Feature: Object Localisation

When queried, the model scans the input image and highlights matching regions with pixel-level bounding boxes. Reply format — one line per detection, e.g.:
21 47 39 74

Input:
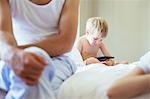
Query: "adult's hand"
7 48 48 86
0 0 48 86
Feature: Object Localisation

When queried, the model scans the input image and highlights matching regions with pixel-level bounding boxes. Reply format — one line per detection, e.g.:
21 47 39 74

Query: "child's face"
86 32 104 46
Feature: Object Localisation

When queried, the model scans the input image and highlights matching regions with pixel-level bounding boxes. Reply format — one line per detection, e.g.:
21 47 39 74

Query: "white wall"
80 0 150 62
79 0 95 36
147 1 150 51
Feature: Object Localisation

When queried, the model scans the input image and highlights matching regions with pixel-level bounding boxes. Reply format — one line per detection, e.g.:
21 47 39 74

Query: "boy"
77 17 128 65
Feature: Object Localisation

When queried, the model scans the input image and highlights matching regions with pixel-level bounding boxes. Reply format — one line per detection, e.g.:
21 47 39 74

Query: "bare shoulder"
78 35 87 43
0 0 9 3
79 35 86 40
0 0 11 20
65 0 80 3
64 0 80 7
0 0 9 9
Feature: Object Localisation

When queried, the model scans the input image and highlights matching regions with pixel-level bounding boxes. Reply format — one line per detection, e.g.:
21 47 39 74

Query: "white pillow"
65 47 85 67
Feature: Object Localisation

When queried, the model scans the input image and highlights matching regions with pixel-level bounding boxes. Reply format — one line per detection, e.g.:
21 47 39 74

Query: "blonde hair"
86 17 108 37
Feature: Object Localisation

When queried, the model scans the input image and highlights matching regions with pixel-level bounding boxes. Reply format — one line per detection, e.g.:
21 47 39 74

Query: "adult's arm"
0 0 47 85
107 67 150 99
19 0 80 57
0 0 17 59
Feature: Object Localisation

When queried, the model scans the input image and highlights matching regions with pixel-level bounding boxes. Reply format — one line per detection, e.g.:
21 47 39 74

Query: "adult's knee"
24 47 50 58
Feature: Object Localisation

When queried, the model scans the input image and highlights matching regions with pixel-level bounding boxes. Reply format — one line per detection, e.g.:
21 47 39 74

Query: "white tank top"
9 0 65 45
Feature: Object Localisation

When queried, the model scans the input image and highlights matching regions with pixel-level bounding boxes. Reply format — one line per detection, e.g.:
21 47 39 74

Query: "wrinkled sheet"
58 63 150 99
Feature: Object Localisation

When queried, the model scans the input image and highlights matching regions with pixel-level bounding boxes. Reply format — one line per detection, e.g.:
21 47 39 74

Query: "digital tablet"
96 56 114 61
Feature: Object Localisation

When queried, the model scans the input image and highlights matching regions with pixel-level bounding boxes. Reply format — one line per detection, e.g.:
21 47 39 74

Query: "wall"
79 0 150 62
147 1 150 52
79 0 95 36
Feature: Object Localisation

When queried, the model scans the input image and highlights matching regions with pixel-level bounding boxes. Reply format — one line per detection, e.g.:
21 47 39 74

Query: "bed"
57 47 150 99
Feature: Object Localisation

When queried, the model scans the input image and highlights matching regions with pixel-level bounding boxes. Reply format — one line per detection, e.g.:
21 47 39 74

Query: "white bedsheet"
58 63 150 99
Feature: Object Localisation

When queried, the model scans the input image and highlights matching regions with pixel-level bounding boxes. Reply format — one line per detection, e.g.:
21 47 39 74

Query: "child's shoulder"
79 35 86 41
78 35 88 44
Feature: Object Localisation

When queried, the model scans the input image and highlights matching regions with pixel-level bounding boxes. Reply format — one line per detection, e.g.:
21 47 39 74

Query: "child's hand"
102 59 115 66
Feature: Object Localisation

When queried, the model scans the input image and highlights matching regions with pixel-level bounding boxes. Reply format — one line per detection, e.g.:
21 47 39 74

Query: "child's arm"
99 42 112 56
99 42 115 65
107 67 150 99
